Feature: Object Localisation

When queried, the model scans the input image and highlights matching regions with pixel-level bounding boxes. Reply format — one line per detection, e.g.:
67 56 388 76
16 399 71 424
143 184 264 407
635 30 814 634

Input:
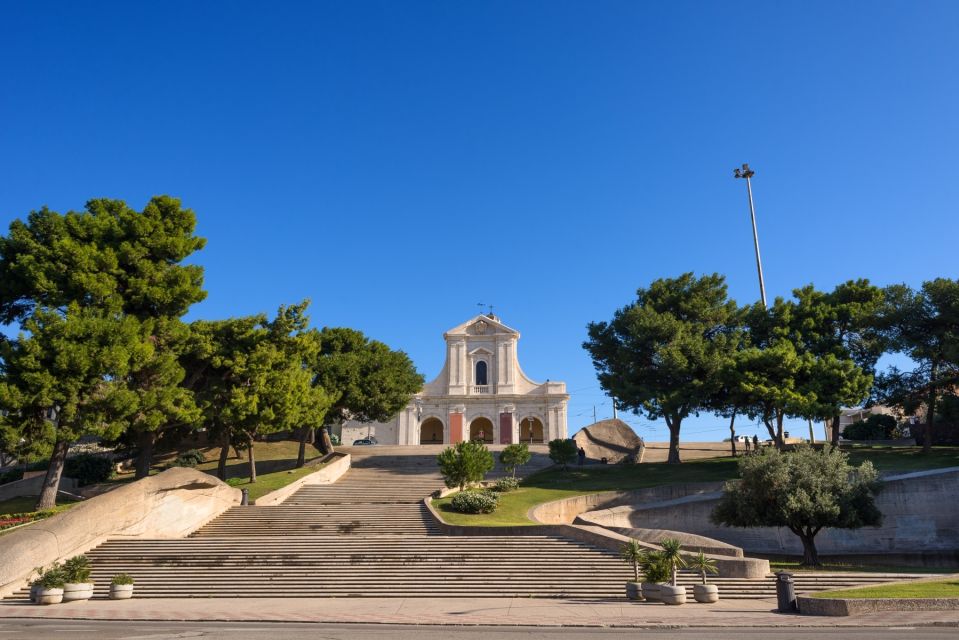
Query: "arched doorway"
420 417 444 444
520 417 544 444
469 416 494 443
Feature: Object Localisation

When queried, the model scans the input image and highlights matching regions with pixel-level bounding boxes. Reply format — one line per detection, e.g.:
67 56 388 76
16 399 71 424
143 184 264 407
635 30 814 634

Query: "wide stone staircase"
6 446 939 600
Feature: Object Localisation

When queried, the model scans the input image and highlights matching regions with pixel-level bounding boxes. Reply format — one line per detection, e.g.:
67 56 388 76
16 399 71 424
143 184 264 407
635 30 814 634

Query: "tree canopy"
711 445 882 565
584 273 740 463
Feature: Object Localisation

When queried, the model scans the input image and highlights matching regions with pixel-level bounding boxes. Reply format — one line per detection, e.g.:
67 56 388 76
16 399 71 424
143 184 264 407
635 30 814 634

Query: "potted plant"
62 555 94 602
36 565 66 605
109 573 135 599
640 551 669 602
28 566 44 603
620 539 646 600
689 550 719 603
657 538 688 605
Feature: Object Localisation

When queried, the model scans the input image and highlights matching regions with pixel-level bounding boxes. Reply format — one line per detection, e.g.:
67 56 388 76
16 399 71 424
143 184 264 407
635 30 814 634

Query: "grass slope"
812 578 959 599
433 446 959 527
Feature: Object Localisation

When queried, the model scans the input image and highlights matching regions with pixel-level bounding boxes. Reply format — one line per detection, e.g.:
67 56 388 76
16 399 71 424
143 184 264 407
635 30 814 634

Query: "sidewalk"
1 596 958 628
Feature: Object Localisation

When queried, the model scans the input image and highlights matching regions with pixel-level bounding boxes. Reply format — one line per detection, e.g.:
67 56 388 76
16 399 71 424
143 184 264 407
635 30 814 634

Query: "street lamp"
733 163 767 309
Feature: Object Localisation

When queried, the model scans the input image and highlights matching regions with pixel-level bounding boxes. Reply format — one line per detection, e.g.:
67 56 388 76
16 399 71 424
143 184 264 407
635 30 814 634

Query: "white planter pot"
62 582 94 601
625 582 643 601
109 584 134 600
659 584 687 605
641 582 661 602
37 588 63 605
694 584 719 603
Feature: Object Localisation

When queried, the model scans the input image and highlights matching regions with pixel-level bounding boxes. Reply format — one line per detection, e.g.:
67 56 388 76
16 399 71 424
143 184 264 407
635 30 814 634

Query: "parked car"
352 437 378 446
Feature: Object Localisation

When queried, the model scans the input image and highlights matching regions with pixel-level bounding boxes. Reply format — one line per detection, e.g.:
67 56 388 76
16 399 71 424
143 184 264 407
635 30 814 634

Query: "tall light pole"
733 163 767 309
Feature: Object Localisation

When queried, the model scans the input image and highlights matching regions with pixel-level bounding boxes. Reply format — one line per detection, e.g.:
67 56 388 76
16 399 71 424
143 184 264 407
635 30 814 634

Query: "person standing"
577 446 586 466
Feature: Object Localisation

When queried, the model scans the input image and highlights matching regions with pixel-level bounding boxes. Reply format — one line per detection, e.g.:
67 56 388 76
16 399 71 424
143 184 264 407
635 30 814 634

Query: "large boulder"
572 419 644 464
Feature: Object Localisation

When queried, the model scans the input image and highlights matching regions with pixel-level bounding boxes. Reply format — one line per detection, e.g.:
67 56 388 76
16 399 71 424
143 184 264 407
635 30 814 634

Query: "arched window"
475 360 488 386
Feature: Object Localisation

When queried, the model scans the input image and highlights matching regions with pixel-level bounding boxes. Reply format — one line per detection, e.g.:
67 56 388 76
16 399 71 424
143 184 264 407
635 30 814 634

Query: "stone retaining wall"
609 467 959 557
0 467 240 597
254 452 351 506
798 595 959 616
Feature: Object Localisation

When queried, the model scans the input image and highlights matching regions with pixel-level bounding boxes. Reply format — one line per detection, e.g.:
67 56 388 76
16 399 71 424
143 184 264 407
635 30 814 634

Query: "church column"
499 403 515 445
448 405 465 444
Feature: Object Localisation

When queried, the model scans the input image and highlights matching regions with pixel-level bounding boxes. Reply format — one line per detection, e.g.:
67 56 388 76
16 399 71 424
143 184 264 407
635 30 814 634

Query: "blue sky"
2 1 957 441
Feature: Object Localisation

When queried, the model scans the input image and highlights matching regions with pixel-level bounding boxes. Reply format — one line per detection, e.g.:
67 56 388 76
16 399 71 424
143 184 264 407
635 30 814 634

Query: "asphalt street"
0 621 955 640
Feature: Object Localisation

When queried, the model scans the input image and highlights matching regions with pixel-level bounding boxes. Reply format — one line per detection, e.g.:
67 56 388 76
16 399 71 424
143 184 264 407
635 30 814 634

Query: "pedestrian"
753 434 760 450
744 436 751 453
577 446 586 466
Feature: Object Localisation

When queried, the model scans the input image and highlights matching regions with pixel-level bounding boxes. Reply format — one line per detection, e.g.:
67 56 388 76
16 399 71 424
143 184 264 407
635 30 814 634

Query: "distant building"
831 405 903 439
340 314 569 445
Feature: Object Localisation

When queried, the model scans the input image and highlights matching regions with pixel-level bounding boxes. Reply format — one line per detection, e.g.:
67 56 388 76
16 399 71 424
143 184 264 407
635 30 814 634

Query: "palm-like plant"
620 539 646 583
658 538 687 587
689 550 718 585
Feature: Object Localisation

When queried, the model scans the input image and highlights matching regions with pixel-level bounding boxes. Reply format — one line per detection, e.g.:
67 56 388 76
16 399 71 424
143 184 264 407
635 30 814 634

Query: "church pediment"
445 314 520 338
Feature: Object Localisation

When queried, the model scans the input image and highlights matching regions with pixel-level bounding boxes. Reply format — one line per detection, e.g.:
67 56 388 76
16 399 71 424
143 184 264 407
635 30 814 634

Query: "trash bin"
775 571 796 612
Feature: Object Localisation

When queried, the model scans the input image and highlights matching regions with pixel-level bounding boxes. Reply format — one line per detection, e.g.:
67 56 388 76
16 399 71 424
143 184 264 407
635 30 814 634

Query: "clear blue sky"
2 1 957 441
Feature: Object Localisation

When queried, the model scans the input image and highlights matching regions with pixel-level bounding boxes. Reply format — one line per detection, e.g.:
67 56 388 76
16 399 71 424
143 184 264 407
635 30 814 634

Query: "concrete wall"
424 495 769 579
0 467 240 597
0 474 79 501
254 453 351 506
589 467 959 557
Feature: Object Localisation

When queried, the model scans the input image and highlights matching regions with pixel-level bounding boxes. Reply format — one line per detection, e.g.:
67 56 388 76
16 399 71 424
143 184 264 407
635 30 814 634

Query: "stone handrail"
0 467 240 597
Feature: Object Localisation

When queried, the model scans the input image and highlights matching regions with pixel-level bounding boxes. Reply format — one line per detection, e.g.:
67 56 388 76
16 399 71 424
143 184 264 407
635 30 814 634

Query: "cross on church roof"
477 302 494 317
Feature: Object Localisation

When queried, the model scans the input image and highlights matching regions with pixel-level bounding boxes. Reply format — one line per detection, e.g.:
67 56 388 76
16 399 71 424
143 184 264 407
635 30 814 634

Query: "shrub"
38 564 67 589
492 476 520 493
63 555 92 583
171 449 205 468
450 490 499 514
843 414 897 440
548 438 578 470
437 441 494 491
641 551 670 583
0 469 24 485
111 573 134 586
64 453 114 486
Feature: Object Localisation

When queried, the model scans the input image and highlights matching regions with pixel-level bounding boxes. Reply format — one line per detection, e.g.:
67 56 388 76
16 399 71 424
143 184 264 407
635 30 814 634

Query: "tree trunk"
807 418 816 444
36 438 69 511
247 436 257 483
798 532 820 566
775 412 786 450
829 414 841 447
318 426 333 455
296 427 314 468
666 417 682 464
728 413 737 457
925 363 937 454
216 438 230 480
135 430 156 480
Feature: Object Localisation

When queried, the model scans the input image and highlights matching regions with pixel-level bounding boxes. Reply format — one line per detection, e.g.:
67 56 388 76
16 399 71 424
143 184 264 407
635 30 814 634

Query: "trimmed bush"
170 449 205 468
64 453 114 486
111 573 134 586
450 490 499 514
843 414 897 440
492 476 520 493
63 555 91 583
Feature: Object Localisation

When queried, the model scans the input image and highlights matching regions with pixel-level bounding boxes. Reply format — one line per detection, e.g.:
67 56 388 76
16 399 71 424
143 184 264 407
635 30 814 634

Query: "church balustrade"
471 385 493 394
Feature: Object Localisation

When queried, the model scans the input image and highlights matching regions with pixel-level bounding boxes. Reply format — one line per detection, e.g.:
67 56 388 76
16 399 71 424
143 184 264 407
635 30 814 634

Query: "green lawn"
433 446 959 527
811 578 959 599
227 464 326 502
108 439 328 503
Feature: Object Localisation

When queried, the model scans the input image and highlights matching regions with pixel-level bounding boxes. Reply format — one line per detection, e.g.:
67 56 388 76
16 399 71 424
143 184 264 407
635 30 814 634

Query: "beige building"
340 314 569 445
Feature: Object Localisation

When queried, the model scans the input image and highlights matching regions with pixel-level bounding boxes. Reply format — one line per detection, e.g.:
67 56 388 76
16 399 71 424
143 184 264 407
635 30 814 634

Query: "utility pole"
733 163 767 309
593 406 597 424
612 399 618 420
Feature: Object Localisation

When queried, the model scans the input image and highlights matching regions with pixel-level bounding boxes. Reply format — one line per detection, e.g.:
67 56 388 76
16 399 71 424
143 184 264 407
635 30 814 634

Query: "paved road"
0 621 955 640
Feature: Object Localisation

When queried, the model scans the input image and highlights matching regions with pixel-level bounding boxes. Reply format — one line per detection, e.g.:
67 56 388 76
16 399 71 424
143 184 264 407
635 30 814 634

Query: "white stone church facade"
340 314 569 446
